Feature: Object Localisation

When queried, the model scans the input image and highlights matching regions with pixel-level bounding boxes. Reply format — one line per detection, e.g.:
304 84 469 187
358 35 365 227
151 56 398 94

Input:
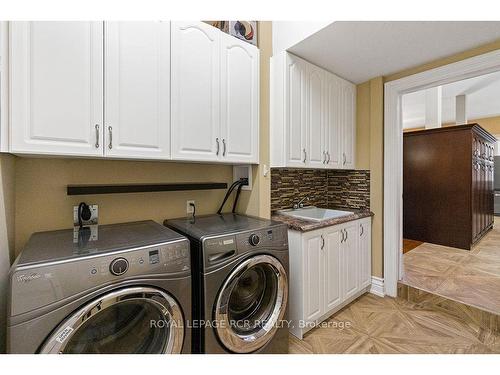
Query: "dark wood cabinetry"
403 124 496 250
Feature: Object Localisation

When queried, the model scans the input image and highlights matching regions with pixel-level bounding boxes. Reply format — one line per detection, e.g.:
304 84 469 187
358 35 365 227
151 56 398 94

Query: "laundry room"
1 1 500 374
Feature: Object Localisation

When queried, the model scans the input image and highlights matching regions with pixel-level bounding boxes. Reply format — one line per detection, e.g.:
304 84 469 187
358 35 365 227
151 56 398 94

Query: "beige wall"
356 38 500 280
385 39 500 82
14 159 237 254
239 21 272 219
0 154 16 352
404 115 500 135
356 78 384 278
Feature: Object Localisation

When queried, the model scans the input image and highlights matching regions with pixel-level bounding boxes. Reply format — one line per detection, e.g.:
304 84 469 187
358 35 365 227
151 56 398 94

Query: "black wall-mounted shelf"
67 182 228 196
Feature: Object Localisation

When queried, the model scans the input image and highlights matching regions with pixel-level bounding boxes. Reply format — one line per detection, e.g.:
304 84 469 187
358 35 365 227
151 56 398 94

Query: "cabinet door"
359 219 372 289
341 82 356 169
171 22 220 161
105 21 170 159
10 21 103 156
302 231 324 322
342 223 359 300
285 53 307 167
220 32 259 163
325 73 342 169
323 226 342 311
306 64 324 168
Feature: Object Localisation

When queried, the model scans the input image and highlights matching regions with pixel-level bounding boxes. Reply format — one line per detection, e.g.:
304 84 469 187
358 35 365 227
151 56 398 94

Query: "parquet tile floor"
401 218 500 315
288 294 500 354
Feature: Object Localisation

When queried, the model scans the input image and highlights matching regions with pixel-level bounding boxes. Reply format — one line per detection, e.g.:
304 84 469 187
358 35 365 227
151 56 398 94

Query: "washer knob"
110 258 129 276
249 234 260 246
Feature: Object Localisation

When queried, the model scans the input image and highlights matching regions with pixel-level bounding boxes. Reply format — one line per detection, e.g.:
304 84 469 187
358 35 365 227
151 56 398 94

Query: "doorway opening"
399 71 500 315
384 49 500 301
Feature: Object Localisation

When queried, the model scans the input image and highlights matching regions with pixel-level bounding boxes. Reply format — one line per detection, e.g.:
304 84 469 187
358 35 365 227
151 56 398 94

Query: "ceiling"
402 70 500 129
288 21 500 84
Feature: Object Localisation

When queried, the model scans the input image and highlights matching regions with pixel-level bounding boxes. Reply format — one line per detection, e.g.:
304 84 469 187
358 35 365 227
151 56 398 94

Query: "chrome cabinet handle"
303 148 307 163
340 229 344 243
216 138 220 156
346 229 348 241
108 126 113 150
95 124 100 148
320 235 325 250
327 151 331 164
343 152 346 165
360 224 364 236
222 139 226 157
323 151 326 164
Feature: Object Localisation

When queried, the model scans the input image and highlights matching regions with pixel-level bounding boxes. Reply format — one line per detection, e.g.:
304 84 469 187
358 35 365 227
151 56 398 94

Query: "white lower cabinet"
359 218 372 289
288 217 372 339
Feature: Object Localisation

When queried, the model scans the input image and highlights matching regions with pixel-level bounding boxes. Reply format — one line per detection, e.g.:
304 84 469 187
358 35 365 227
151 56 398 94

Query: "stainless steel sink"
277 206 353 222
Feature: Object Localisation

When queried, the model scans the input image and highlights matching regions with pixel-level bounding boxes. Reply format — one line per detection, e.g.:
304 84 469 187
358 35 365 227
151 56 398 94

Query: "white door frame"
384 49 500 297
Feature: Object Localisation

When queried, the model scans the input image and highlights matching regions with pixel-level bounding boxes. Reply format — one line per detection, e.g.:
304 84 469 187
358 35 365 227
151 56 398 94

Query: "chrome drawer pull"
108 126 113 150
95 124 100 148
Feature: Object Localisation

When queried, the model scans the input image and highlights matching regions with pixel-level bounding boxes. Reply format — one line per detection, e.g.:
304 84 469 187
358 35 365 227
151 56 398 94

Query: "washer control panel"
10 238 190 317
109 257 129 276
249 233 260 246
236 224 288 253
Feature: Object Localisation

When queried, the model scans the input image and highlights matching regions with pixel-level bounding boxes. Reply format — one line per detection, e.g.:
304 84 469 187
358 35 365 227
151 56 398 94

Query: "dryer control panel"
10 239 190 317
236 224 288 254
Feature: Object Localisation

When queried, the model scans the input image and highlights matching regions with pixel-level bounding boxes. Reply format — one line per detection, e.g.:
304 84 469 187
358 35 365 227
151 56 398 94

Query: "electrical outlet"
186 200 195 215
73 204 98 226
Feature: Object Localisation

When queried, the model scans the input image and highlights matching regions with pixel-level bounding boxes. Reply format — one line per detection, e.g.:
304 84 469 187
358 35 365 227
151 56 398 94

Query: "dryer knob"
110 258 129 276
249 234 260 246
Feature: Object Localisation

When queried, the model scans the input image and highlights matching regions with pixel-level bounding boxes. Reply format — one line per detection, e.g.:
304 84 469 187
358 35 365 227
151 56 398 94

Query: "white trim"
0 21 9 152
384 49 500 297
369 276 385 297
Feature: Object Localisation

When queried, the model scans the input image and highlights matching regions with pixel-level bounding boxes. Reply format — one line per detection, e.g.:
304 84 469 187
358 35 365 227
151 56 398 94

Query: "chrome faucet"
293 196 310 209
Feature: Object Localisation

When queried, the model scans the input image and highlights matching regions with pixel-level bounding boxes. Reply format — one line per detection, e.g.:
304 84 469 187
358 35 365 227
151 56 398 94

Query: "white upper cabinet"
10 21 103 156
6 21 259 163
220 32 259 163
306 64 324 168
171 22 220 162
271 51 356 170
325 74 342 169
285 53 307 167
341 82 356 169
105 21 171 159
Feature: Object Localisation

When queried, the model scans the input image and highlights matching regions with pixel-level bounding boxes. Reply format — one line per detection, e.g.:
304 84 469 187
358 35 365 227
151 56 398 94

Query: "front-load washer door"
40 287 184 354
214 254 288 353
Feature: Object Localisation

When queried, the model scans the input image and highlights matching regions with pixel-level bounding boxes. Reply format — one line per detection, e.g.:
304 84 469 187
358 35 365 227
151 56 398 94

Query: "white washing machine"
7 220 191 354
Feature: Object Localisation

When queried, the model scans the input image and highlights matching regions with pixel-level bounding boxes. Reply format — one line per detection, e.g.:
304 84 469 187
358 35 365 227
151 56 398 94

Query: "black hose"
217 180 242 214
217 178 249 215
232 182 244 213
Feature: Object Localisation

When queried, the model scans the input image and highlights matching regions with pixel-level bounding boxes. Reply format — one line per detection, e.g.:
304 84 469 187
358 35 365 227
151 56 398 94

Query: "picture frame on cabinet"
229 21 257 46
205 21 229 33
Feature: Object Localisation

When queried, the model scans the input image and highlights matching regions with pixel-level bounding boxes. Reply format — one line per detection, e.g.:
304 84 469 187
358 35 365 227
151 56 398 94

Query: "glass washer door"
40 287 184 354
214 254 288 353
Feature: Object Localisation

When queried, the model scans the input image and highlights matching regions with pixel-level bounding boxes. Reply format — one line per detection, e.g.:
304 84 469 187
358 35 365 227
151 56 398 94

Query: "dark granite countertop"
271 208 374 232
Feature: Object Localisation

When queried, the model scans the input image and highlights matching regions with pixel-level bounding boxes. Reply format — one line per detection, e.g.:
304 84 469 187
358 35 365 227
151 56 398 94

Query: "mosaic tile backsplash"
271 168 370 211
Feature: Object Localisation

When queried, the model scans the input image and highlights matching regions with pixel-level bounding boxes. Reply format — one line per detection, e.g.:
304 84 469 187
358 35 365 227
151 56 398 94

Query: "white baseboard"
369 276 385 297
